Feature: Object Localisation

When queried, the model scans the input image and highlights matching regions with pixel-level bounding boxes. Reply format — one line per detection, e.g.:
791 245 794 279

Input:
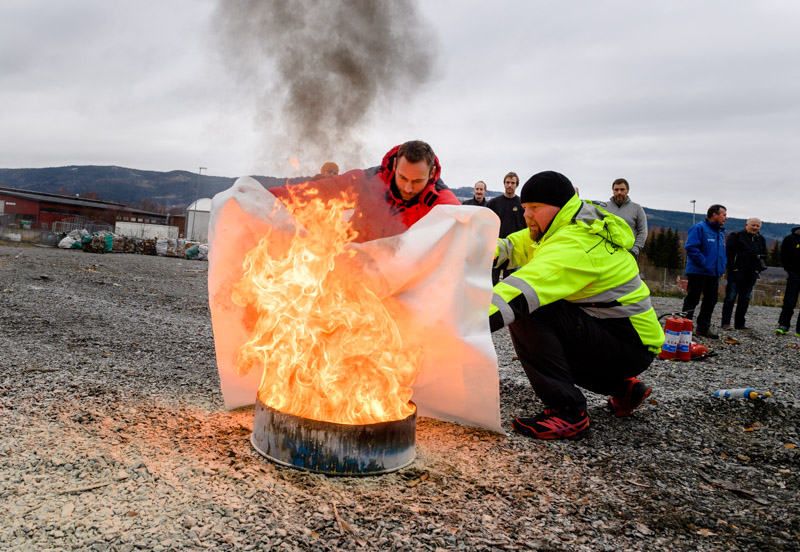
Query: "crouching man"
489 171 664 439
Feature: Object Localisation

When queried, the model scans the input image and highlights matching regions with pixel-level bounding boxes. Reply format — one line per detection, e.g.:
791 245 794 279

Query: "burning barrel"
251 397 416 475
228 186 422 475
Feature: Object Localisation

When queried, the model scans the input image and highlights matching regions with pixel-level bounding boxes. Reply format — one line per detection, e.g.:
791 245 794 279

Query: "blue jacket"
685 220 726 276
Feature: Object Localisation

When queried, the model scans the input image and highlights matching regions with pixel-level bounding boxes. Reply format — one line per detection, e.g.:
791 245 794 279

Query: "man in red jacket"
271 140 460 242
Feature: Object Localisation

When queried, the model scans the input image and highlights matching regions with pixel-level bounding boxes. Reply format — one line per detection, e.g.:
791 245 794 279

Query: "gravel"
1 242 798 551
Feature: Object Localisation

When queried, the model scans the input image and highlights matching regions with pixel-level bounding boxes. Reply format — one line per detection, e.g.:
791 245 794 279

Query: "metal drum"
251 397 416 476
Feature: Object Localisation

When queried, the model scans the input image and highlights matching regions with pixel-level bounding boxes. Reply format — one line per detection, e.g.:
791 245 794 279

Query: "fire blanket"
208 176 502 432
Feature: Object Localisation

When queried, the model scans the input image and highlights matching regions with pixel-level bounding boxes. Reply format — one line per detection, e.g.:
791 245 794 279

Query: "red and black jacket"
271 145 459 242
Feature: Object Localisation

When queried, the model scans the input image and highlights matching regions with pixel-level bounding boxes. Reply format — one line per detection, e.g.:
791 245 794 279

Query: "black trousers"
721 271 759 328
682 274 719 332
508 301 654 412
778 272 800 332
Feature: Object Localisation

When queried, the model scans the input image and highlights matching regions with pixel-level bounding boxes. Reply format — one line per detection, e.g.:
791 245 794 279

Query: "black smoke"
214 0 438 175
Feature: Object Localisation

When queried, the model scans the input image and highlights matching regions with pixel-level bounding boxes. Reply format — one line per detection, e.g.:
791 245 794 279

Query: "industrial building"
0 185 184 236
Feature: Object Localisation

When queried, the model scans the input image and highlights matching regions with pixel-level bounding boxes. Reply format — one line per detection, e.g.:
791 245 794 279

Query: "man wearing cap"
489 171 664 440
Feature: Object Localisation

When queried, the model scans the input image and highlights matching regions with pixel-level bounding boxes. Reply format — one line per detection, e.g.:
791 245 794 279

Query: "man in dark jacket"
682 204 727 339
462 180 490 207
270 140 460 242
721 218 767 330
776 226 800 336
487 172 525 284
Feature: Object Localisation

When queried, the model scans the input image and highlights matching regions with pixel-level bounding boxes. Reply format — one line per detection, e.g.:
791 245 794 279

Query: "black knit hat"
519 171 575 207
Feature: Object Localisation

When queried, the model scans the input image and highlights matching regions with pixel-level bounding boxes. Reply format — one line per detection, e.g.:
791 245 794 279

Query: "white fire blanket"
208 176 502 432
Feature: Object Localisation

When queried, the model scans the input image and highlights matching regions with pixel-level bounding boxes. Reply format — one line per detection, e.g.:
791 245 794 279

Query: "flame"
231 185 420 425
289 157 300 170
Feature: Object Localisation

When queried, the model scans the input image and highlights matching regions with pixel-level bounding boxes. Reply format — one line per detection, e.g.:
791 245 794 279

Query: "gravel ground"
1 242 798 552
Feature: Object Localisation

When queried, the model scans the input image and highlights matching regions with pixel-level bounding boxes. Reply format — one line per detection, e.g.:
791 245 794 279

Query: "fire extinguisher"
658 314 683 360
677 317 693 361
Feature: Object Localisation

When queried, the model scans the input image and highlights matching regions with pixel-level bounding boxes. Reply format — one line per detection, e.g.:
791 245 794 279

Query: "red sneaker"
512 408 589 440
608 377 652 417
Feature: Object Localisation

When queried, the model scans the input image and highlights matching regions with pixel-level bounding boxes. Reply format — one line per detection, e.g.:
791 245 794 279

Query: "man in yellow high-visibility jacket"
490 171 665 440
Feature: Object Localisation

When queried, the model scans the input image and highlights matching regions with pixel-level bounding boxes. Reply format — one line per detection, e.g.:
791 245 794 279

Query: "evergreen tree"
768 239 782 267
664 228 684 269
644 228 658 264
652 228 667 267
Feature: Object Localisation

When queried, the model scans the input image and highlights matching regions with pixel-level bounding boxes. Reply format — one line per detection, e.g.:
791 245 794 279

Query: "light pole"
190 166 207 241
690 199 696 227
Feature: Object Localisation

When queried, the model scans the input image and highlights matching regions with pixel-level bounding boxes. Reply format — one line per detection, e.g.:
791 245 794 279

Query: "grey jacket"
603 196 648 257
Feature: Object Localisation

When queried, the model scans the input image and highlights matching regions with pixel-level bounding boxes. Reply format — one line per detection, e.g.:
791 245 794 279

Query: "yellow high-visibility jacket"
489 195 665 354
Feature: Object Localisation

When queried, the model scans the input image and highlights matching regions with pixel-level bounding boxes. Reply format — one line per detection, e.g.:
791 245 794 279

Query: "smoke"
213 0 438 175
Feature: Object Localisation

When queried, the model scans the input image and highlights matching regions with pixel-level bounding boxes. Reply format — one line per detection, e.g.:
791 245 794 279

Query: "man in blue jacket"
682 204 728 339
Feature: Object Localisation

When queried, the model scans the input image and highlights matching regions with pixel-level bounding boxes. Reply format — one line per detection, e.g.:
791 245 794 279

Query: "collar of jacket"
540 195 635 250
609 195 631 207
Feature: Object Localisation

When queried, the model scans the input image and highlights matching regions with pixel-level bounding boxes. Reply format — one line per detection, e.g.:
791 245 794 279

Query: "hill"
0 166 306 209
1 166 794 243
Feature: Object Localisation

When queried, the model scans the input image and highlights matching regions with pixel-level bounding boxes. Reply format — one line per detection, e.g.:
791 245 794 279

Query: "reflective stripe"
502 275 541 313
580 296 653 319
491 294 516 326
572 275 644 304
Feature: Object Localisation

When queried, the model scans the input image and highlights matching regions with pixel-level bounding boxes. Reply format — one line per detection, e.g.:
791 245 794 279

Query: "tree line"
641 227 783 269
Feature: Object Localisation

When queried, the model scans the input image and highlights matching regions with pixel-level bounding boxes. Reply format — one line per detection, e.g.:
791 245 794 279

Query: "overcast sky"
1 0 798 223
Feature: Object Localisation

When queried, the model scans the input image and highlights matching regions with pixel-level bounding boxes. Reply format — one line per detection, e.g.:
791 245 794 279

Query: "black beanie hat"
519 171 575 207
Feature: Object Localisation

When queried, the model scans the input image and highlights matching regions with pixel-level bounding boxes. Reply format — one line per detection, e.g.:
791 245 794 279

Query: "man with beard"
462 180 490 207
489 171 664 440
603 178 647 259
270 140 460 242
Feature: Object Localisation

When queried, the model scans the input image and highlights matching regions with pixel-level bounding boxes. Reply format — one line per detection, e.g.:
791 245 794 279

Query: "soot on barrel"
251 396 416 476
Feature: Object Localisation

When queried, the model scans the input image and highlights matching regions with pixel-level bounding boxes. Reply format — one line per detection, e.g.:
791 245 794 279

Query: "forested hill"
0 166 306 208
635 206 793 246
1 166 795 244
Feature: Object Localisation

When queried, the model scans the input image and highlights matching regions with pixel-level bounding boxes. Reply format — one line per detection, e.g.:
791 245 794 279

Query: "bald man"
721 217 767 330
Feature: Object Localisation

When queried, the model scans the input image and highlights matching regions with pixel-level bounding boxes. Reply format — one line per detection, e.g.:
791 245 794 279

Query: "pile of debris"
57 229 209 260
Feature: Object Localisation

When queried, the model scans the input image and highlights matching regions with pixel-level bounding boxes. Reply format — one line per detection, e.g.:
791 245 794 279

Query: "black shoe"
512 408 590 440
695 329 719 339
734 326 752 331
720 324 732 331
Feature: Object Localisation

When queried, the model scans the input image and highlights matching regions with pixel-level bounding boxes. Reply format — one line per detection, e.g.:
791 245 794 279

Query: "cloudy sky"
1 0 798 223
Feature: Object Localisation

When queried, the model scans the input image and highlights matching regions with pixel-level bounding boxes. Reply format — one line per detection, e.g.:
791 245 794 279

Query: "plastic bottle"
713 388 772 400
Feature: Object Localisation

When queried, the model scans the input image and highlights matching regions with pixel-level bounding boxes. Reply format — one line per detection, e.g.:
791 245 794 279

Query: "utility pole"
690 199 696 227
190 167 207 241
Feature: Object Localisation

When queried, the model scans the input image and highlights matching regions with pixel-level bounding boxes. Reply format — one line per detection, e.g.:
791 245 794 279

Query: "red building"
0 186 169 232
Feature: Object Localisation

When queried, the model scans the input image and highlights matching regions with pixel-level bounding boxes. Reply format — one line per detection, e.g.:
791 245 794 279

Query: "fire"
289 157 300 170
230 185 421 425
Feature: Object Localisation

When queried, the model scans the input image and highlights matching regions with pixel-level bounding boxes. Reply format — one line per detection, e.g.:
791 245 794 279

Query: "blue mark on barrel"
251 398 416 475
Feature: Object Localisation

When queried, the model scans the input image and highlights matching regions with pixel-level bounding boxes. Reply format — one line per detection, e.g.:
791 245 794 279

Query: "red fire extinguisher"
658 314 683 360
677 317 693 361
